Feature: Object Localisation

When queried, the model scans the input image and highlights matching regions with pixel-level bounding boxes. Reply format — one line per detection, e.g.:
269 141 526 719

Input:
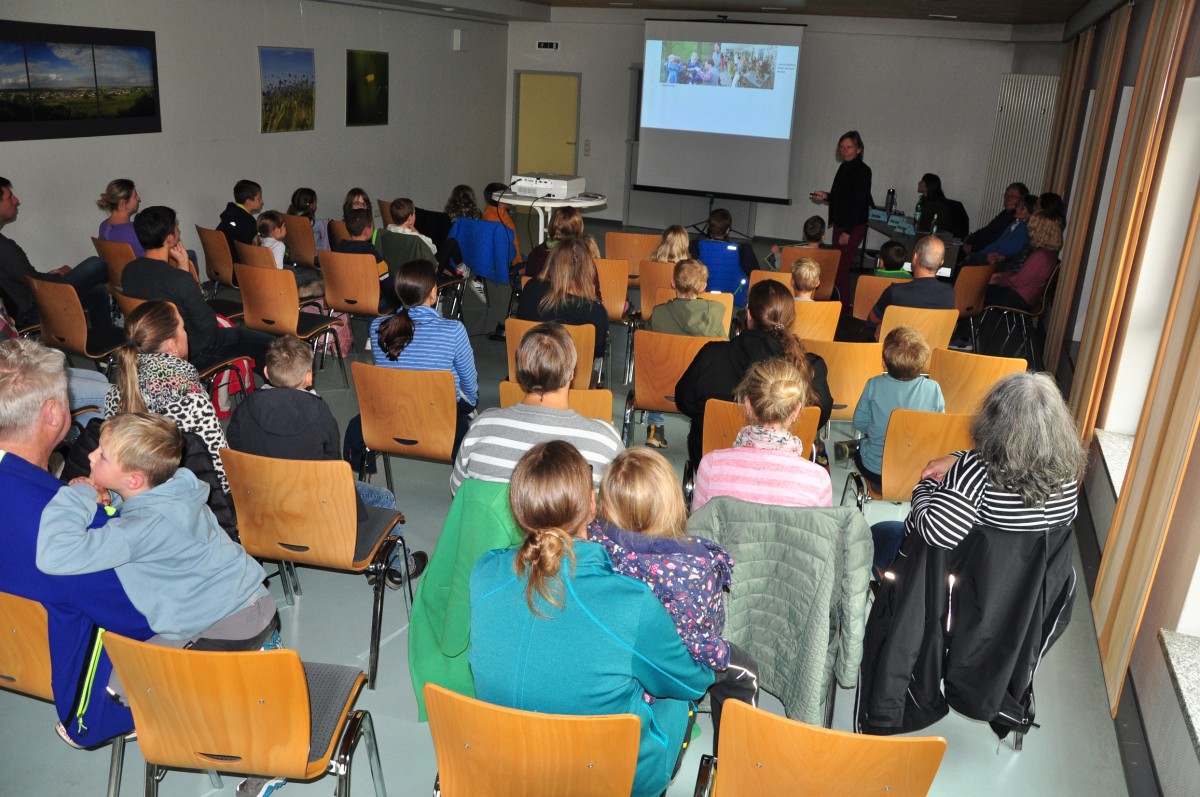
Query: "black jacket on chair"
854 523 1076 740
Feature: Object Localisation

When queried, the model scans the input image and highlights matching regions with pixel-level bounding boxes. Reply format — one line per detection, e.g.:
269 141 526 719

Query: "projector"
510 173 586 200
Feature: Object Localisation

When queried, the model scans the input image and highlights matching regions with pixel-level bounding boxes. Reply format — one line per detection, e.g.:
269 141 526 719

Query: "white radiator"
980 74 1060 209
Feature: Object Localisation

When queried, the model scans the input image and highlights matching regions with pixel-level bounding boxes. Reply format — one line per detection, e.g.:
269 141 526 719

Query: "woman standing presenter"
811 130 872 303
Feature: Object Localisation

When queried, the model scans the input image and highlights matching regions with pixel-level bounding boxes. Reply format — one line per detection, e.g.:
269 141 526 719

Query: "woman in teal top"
469 441 713 797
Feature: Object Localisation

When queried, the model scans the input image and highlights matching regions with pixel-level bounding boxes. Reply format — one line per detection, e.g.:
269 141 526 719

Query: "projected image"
658 41 778 89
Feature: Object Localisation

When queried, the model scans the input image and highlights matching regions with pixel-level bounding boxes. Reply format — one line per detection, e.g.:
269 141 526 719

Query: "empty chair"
424 683 639 797
953 263 995 351
793 300 841 341
801 340 883 423
927 347 1026 415
498 381 613 423
194 224 238 293
91 237 137 287
852 275 906 322
843 409 974 512
220 449 404 688
593 257 632 384
504 317 594 389
27 277 124 371
879 305 959 350
281 214 317 268
621 330 721 444
604 231 659 287
694 700 946 797
104 632 386 797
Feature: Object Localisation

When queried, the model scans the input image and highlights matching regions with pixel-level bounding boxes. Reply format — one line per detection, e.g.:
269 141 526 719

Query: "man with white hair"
867 235 955 330
0 338 153 748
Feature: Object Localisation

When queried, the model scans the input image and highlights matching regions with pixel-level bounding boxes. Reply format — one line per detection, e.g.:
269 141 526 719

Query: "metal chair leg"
366 537 397 690
334 710 387 797
206 770 223 789
278 560 296 606
106 734 125 797
145 763 164 797
285 560 302 596
383 454 394 495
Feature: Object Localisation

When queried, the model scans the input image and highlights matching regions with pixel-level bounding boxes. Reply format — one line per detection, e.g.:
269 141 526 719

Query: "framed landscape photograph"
346 49 388 126
259 46 315 133
0 20 160 141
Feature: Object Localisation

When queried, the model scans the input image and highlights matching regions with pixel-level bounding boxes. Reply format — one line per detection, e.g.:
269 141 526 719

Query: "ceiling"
517 0 1093 26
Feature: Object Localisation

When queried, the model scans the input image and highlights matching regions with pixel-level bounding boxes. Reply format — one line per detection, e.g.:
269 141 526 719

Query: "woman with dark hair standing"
810 130 872 302
369 260 478 456
469 441 713 797
676 279 833 467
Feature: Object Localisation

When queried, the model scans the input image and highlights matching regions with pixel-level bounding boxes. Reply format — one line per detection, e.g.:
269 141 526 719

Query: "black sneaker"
385 551 429 590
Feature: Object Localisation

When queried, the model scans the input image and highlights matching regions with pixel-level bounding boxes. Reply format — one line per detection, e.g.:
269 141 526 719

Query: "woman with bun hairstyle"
469 441 713 797
97 178 144 256
692 358 833 511
676 279 833 466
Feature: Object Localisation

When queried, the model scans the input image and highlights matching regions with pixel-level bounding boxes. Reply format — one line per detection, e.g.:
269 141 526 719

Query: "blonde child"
588 447 758 751
790 256 821 301
649 225 691 265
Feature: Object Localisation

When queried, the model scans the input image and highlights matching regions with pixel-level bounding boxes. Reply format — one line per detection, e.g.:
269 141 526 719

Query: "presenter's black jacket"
827 156 872 230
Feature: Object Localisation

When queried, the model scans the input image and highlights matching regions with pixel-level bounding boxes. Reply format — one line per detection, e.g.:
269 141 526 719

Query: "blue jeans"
647 411 665 427
354 480 412 568
871 520 906 575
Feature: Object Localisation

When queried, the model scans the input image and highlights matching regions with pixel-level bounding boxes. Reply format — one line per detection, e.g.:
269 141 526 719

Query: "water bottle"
931 213 939 234
885 188 895 216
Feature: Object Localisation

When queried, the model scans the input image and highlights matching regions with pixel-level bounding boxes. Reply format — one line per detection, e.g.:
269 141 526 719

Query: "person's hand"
986 252 1002 265
920 455 959 483
168 240 189 270
837 232 850 246
69 476 111 506
811 190 829 202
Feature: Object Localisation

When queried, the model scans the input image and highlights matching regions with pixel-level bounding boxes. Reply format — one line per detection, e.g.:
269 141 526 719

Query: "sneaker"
237 777 286 797
645 424 668 449
55 721 84 749
466 276 488 305
385 551 429 590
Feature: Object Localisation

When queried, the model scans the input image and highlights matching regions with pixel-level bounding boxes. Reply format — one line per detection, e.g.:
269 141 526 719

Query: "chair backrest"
498 381 614 423
701 399 820 458
631 330 721 414
879 410 974 501
195 225 237 286
504 317 594 390
103 632 319 779
782 247 841 302
352 362 458 462
636 260 674 318
653 288 733 335
233 262 300 336
221 448 361 568
712 700 946 796
1027 264 1060 316
0 592 53 701
927 348 1026 415
318 249 383 316
802 340 883 422
377 198 395 227
327 219 350 250
953 263 995 320
111 288 148 319
234 240 279 271
603 232 659 283
747 269 791 294
28 278 89 357
696 239 748 304
424 683 639 797
852 275 906 321
91 237 137 286
793 300 841 342
878 306 960 350
593 258 629 323
281 214 317 268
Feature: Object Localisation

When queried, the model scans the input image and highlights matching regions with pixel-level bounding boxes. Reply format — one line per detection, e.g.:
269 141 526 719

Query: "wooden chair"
843 410 974 513
700 399 821 459
928 347 1027 415
780 247 841 301
594 257 632 385
194 225 238 292
351 362 458 493
377 198 395 227
604 231 659 287
319 249 389 346
636 260 674 319
233 259 347 388
504 317 594 390
498 381 614 423
27 277 124 371
328 219 350 250
109 285 147 319
234 240 280 271
653 287 733 335
879 305 960 350
220 449 405 688
793 300 841 342
694 700 946 797
802 340 883 424
852 275 906 322
103 632 386 797
952 263 995 351
424 683 639 797
620 330 721 444
0 592 130 797
748 269 791 293
91 237 137 287
281 214 317 269
983 265 1060 371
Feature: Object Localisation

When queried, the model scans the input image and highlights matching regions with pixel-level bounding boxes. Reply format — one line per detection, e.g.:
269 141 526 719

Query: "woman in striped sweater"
871 371 1085 575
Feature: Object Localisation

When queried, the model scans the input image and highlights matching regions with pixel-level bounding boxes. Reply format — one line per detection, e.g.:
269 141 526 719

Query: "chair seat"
297 312 342 340
85 324 126 356
353 507 403 566
302 661 363 764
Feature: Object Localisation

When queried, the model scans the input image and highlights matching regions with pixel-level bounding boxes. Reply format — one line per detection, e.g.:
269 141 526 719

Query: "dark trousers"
984 285 1031 312
832 222 867 304
38 255 111 327
193 327 274 373
708 642 760 753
